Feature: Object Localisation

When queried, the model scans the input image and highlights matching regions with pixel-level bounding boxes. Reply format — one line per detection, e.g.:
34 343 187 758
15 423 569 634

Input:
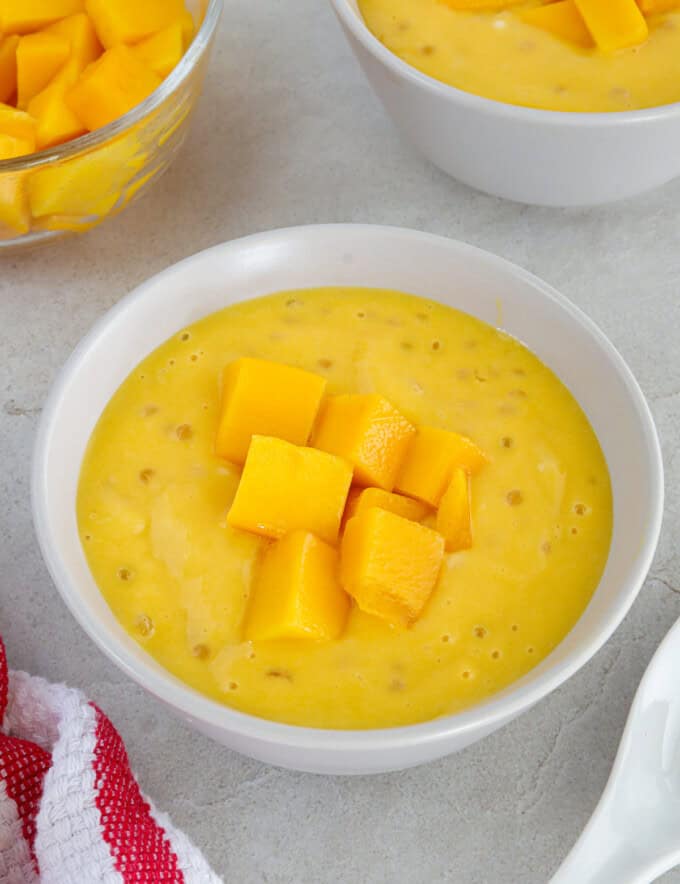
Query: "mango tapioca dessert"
77 288 613 729
358 0 680 112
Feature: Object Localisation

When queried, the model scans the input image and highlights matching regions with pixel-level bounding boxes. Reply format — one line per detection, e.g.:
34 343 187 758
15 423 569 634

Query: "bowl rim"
32 223 664 753
329 0 680 126
0 0 223 174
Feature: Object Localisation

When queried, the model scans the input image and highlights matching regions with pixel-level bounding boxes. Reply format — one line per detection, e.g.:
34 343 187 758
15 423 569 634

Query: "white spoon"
551 617 680 884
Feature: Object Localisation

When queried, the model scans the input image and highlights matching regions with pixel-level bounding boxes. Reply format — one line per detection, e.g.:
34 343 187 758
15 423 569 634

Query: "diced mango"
519 1 594 48
228 436 353 545
0 0 85 36
245 530 349 642
16 32 71 109
0 37 19 105
216 358 327 465
29 131 145 217
179 10 195 48
341 508 444 627
436 468 473 553
66 45 162 131
29 80 86 149
313 394 416 491
0 103 36 143
345 487 430 524
85 0 188 48
573 0 648 51
395 425 487 507
0 173 29 235
132 22 184 78
0 134 34 159
45 13 102 84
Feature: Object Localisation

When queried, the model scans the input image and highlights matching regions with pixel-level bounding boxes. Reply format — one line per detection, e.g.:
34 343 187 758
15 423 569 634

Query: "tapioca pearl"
179 332 191 342
136 614 154 637
285 297 302 308
317 358 333 369
574 502 589 516
491 650 502 660
421 45 435 56
176 424 193 441
117 567 133 582
356 310 366 319
513 367 526 376
506 489 523 506
570 527 579 536
526 646 535 655
227 681 239 691
139 468 155 484
441 633 452 643
461 669 473 680
511 624 519 632
415 311 429 321
190 354 198 363
431 340 441 351
500 436 513 449
390 676 406 691
473 625 487 639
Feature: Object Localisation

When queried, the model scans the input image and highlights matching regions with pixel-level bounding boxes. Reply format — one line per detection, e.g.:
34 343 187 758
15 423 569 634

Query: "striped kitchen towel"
0 638 221 883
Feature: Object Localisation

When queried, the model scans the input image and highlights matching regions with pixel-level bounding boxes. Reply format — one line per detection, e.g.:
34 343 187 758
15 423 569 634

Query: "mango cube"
0 104 36 143
436 468 473 553
395 425 487 507
85 0 188 48
0 173 29 235
216 358 327 465
519 2 594 48
573 0 648 51
245 530 349 642
67 45 162 131
341 508 445 627
344 487 430 524
45 13 102 84
0 37 19 105
0 134 34 159
132 22 184 78
16 32 71 109
29 81 86 149
313 394 416 491
0 0 85 36
228 436 353 545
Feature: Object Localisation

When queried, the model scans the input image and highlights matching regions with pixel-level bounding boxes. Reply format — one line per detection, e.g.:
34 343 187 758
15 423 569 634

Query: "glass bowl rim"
0 0 223 174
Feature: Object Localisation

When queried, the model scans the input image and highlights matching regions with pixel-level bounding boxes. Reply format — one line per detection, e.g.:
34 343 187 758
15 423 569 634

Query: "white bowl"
330 0 680 207
32 225 663 774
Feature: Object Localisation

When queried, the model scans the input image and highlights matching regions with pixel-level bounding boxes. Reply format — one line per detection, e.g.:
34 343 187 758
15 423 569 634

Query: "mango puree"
77 288 612 729
358 0 680 112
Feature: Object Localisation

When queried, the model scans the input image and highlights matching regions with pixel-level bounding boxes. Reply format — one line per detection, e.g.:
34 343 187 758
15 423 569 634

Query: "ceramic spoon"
551 617 680 884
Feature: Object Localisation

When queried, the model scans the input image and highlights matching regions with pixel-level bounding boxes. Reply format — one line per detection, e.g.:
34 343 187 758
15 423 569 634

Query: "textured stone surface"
1 1 679 881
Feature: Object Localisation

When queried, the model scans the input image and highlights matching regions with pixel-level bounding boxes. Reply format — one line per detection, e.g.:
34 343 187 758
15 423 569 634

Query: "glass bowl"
0 0 221 250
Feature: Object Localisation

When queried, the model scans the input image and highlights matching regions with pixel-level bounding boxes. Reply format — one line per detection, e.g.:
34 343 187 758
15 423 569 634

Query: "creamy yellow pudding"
358 0 680 112
77 288 612 729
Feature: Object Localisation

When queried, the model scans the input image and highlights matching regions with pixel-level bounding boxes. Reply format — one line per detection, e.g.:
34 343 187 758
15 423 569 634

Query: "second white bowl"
32 224 663 774
330 0 680 207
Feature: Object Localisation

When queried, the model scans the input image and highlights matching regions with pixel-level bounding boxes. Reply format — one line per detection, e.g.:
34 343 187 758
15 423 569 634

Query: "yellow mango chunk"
436 468 473 553
29 131 145 217
345 487 430 524
16 33 71 109
0 37 19 105
0 134 34 159
0 0 85 35
313 394 416 491
0 173 29 235
67 45 162 131
45 13 102 84
519 1 594 48
395 425 487 507
29 81 86 149
132 22 184 78
573 0 648 51
245 530 349 642
216 358 326 465
85 0 188 48
0 103 36 143
228 436 353 545
341 508 444 627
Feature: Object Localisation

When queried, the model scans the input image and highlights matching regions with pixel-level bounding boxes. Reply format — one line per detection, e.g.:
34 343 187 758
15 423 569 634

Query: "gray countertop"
2 2 679 881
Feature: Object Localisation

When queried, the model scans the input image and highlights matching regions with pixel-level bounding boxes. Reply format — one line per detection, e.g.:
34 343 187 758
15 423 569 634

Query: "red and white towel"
0 638 221 883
